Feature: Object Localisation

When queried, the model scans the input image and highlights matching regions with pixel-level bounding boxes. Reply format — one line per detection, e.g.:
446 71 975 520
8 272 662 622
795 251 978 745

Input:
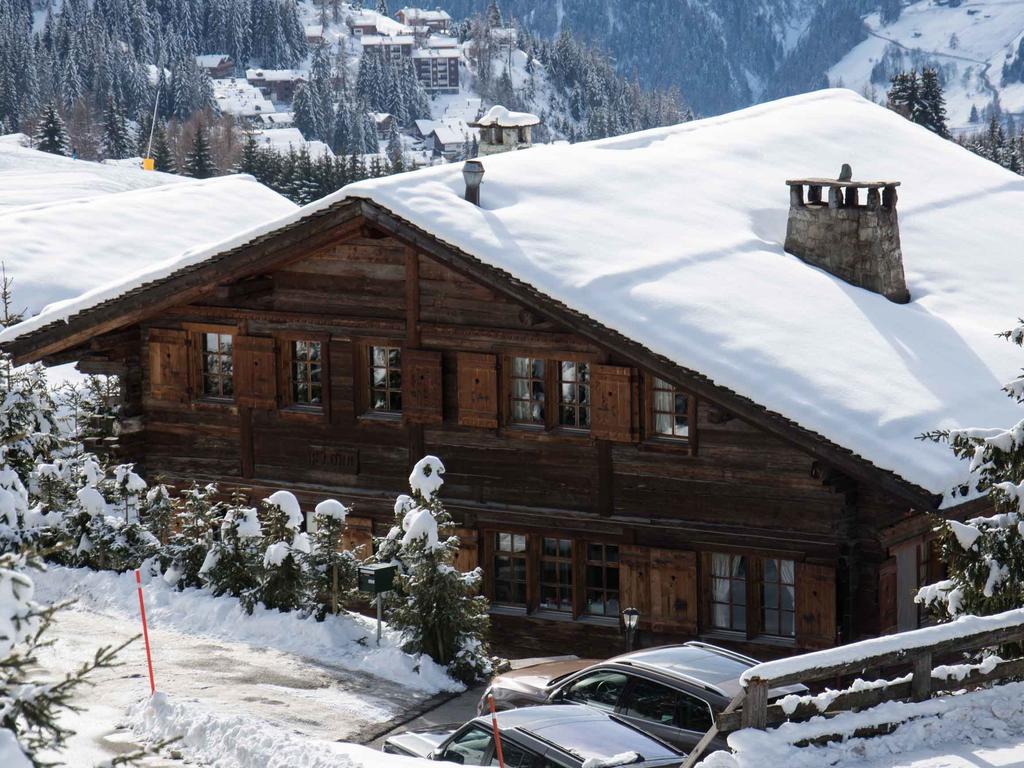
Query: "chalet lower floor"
142 470 948 661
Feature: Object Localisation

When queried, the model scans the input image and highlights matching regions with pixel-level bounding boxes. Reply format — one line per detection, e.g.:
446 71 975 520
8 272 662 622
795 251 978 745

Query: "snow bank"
129 693 431 768
33 566 461 694
698 680 1024 768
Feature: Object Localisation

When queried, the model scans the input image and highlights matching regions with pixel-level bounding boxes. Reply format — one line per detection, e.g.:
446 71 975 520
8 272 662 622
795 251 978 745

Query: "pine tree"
386 118 402 167
150 120 175 172
100 98 132 159
375 0 388 16
918 68 950 138
183 121 216 178
970 104 980 123
376 456 491 684
33 103 70 156
258 490 309 612
306 499 359 619
164 482 220 588
919 320 1024 640
203 490 263 611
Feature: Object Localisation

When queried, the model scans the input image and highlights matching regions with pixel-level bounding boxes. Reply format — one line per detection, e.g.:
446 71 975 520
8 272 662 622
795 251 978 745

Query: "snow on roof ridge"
475 104 540 127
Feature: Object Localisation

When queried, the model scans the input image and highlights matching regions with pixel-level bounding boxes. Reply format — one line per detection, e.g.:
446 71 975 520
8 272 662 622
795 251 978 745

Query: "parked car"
382 704 685 767
477 642 806 752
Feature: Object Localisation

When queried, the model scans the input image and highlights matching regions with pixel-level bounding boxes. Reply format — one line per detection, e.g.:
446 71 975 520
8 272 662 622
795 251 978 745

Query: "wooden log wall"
107 229 918 654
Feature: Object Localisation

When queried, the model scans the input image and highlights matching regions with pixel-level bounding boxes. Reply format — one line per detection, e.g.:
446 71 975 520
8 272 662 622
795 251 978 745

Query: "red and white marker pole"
134 569 156 695
488 694 506 768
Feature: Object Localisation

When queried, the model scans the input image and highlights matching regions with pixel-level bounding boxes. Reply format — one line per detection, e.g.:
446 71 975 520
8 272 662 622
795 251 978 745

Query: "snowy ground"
31 566 455 766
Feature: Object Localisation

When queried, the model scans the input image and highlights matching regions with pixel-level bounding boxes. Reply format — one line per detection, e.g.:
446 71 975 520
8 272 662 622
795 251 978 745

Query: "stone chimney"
784 166 910 303
472 105 541 156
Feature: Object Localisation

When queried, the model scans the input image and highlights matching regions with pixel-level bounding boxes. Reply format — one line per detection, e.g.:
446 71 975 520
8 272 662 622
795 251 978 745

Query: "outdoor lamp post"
622 607 640 653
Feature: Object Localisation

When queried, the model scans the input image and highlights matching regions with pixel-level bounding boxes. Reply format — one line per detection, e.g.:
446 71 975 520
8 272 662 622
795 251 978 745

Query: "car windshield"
529 718 678 763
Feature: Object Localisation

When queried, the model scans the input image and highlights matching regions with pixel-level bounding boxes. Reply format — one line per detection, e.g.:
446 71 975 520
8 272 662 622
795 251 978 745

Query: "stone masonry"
784 177 910 304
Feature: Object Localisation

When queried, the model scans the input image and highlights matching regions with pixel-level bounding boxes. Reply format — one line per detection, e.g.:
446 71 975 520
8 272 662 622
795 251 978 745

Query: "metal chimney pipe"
463 160 484 206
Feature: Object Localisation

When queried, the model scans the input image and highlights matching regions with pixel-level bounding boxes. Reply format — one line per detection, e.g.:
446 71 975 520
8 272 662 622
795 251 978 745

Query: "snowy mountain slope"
829 0 1024 129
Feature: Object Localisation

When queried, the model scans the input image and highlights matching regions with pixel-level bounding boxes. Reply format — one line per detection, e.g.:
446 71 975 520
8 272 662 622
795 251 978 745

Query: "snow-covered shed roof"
213 78 275 117
5 90 1022 498
473 105 539 128
0 136 184 210
0 175 296 318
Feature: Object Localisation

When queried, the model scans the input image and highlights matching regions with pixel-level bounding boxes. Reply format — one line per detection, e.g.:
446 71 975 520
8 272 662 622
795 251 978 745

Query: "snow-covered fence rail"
682 608 1024 768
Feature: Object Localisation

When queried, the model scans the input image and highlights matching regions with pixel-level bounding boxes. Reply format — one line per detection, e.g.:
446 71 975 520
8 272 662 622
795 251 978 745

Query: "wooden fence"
681 608 1024 768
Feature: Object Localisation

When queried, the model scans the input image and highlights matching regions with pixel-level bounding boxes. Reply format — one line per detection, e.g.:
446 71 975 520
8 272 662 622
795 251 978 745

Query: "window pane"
511 401 529 421
679 692 713 732
731 606 746 630
543 538 558 557
219 334 232 353
531 359 545 378
512 379 529 399
654 413 673 434
389 392 402 411
373 347 387 366
512 357 528 377
512 535 526 552
622 679 677 725
781 584 795 611
498 533 510 551
561 360 575 379
563 671 628 711
606 546 619 563
442 727 493 765
559 539 572 558
653 390 673 411
388 348 401 367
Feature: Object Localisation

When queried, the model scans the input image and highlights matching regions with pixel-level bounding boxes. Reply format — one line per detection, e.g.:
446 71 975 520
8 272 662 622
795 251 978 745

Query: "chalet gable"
1 195 939 512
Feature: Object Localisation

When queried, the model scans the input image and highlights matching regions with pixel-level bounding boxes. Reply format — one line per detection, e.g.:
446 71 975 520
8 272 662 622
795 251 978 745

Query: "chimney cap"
785 178 900 189
463 159 484 205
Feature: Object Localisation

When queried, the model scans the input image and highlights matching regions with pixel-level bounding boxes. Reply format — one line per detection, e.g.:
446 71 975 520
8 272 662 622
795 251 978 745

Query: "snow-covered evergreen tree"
918 320 1024 625
100 97 132 159
202 490 263 610
163 482 220 588
306 498 359 620
33 104 70 156
376 456 491 684
258 490 308 612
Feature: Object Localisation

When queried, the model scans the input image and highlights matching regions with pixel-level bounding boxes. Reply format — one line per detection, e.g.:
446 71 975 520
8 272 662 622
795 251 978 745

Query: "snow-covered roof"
212 78 275 117
259 112 294 126
398 7 451 23
410 48 460 59
474 105 539 128
0 137 184 210
348 10 412 36
195 54 231 67
245 68 306 83
252 128 334 159
304 24 324 37
426 36 459 48
430 119 476 146
6 90 1023 497
360 34 415 46
0 176 296 318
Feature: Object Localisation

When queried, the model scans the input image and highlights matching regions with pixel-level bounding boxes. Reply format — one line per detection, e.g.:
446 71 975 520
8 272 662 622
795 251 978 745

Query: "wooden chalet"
7 91 1012 660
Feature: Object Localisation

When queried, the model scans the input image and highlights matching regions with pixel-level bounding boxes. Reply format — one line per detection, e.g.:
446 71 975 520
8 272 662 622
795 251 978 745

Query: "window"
510 357 545 425
561 670 628 712
651 377 689 438
558 361 590 429
762 558 796 638
488 743 536 768
202 332 234 399
585 544 620 617
710 553 747 632
494 533 527 606
678 690 714 733
621 678 678 725
369 345 401 413
439 725 493 765
539 537 573 613
291 340 322 406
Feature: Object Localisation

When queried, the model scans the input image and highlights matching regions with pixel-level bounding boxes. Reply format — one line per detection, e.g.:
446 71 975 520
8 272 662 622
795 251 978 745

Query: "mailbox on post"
359 563 397 594
359 563 398 645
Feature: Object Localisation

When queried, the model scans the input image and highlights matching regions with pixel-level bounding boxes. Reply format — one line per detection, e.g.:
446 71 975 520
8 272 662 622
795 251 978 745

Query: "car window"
439 725 493 765
620 677 677 724
561 670 629 711
488 741 537 767
678 690 714 733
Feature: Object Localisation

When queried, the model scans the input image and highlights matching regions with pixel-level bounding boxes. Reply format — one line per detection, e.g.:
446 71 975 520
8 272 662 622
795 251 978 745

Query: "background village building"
472 105 540 155
5 91 1017 660
411 48 460 94
258 112 295 129
396 7 452 34
195 54 234 79
245 69 308 104
212 78 276 122
360 34 416 62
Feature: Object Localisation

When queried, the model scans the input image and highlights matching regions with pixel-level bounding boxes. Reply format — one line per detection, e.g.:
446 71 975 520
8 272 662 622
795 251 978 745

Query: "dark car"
382 704 685 767
477 642 806 752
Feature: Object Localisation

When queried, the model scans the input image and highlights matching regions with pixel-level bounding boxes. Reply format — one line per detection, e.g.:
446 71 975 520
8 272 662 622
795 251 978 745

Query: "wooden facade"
8 199 952 660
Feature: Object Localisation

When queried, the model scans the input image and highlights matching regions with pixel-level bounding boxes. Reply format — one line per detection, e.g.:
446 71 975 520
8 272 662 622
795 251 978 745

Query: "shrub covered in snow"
258 491 309 613
202 491 264 612
163 483 221 589
919 320 1024 634
376 456 492 684
306 499 360 621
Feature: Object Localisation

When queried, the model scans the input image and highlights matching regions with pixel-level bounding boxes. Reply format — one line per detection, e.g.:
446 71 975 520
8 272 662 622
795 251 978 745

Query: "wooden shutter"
796 561 837 650
619 544 652 626
403 349 443 424
342 516 374 558
457 352 498 428
649 548 698 634
591 365 638 442
879 557 898 635
234 335 277 409
455 527 480 575
148 328 190 402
